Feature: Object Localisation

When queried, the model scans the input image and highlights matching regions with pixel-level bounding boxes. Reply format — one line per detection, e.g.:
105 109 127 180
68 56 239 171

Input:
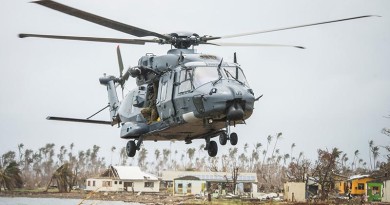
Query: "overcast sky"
1 0 389 165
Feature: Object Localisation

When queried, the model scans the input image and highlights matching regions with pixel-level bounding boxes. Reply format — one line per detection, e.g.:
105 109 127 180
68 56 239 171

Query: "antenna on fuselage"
218 58 223 69
234 52 237 64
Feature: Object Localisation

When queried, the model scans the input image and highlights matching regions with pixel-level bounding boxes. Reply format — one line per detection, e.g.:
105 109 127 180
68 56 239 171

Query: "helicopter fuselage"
113 49 256 143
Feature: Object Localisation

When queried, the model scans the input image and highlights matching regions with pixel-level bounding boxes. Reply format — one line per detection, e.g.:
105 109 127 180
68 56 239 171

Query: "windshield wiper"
212 59 224 85
224 68 244 85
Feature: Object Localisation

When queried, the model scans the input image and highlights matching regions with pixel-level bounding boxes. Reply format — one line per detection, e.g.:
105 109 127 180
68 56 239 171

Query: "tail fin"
99 74 120 124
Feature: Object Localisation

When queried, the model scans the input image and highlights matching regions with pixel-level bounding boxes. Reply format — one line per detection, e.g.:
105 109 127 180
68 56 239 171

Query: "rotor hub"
169 32 201 49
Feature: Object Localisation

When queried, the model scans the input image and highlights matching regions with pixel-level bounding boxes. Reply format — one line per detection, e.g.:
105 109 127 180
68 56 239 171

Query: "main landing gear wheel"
219 132 228 145
230 132 238 145
126 140 136 157
208 141 218 157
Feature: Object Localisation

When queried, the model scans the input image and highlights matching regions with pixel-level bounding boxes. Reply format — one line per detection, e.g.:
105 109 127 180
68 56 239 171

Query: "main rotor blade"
116 46 125 98
203 42 305 49
32 0 169 40
117 46 125 77
211 15 379 40
19 33 158 44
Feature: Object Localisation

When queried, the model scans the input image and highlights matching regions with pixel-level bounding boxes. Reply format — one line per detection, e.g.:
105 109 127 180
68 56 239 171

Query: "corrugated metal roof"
348 174 370 180
163 170 257 182
112 166 158 181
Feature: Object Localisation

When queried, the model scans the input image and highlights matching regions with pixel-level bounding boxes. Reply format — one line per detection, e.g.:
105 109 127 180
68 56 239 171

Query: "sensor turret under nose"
226 102 244 121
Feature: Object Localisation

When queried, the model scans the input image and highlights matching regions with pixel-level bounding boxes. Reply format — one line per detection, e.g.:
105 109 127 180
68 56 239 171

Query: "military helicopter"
19 0 376 157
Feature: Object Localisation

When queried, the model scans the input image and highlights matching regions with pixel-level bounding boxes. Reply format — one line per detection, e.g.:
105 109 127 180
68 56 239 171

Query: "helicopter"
19 0 377 157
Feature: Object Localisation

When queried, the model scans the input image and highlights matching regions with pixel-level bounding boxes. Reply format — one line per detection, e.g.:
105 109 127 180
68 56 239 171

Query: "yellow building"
348 175 372 196
333 174 348 195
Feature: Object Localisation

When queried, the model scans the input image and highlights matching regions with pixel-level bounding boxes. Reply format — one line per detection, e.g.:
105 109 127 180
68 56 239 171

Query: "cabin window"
193 66 219 88
144 182 154 188
357 183 364 190
124 182 133 188
178 183 183 193
103 181 112 187
114 181 118 185
223 66 249 86
372 186 379 194
119 181 122 184
93 181 96 186
178 69 193 93
87 181 90 186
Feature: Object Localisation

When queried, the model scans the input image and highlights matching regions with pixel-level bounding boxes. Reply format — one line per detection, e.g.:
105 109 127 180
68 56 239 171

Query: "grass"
183 198 280 205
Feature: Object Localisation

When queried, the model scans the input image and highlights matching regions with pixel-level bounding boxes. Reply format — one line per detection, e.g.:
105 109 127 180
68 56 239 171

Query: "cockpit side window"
178 69 193 94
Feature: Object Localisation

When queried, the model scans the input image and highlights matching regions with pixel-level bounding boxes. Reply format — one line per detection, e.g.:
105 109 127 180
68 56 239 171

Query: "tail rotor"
116 46 130 98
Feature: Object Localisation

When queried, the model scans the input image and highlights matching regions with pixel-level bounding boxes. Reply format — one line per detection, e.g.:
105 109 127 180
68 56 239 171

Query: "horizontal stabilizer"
47 116 111 125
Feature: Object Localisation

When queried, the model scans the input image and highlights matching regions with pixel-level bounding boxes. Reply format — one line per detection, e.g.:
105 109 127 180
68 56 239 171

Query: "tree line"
0 132 389 199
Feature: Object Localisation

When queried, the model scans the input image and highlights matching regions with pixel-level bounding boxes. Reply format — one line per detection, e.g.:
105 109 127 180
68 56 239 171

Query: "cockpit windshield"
193 66 220 88
223 66 249 86
190 66 249 89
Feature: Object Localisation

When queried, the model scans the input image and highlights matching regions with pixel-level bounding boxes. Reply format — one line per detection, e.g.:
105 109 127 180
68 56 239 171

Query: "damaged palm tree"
45 163 74 192
0 161 23 191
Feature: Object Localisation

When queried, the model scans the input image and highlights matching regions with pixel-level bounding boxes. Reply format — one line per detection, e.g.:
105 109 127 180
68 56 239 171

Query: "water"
0 197 144 205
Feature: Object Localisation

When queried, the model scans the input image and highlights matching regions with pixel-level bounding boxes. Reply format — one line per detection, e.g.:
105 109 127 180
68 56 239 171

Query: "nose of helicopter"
192 81 255 121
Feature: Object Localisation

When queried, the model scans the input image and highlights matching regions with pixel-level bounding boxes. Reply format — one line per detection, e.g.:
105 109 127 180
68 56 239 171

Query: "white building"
162 170 257 196
284 182 306 202
383 180 390 202
85 166 159 192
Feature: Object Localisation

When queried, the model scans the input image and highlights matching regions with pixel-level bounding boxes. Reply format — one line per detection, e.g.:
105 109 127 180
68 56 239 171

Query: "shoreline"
0 191 193 204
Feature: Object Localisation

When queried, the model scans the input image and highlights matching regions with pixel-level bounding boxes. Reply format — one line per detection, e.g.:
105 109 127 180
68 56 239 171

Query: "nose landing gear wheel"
219 132 228 145
207 141 218 157
126 140 136 157
230 132 238 145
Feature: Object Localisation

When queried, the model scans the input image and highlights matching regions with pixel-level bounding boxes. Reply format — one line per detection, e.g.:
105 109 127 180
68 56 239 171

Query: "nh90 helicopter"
19 0 377 157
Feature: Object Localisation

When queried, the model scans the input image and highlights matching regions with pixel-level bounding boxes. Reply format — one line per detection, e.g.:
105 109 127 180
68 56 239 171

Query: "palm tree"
271 133 282 160
17 143 24 166
162 149 171 169
110 146 116 165
229 147 238 163
138 148 148 170
0 161 23 191
290 143 296 163
255 142 262 152
119 147 127 165
244 143 249 153
283 154 290 165
238 153 248 170
57 145 66 165
353 150 359 170
372 146 380 169
186 148 196 169
250 150 259 171
358 159 363 169
154 149 160 161
45 163 73 193
369 140 374 170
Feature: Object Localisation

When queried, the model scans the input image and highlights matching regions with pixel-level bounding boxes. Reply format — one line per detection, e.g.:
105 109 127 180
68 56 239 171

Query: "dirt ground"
1 191 390 205
0 190 196 204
